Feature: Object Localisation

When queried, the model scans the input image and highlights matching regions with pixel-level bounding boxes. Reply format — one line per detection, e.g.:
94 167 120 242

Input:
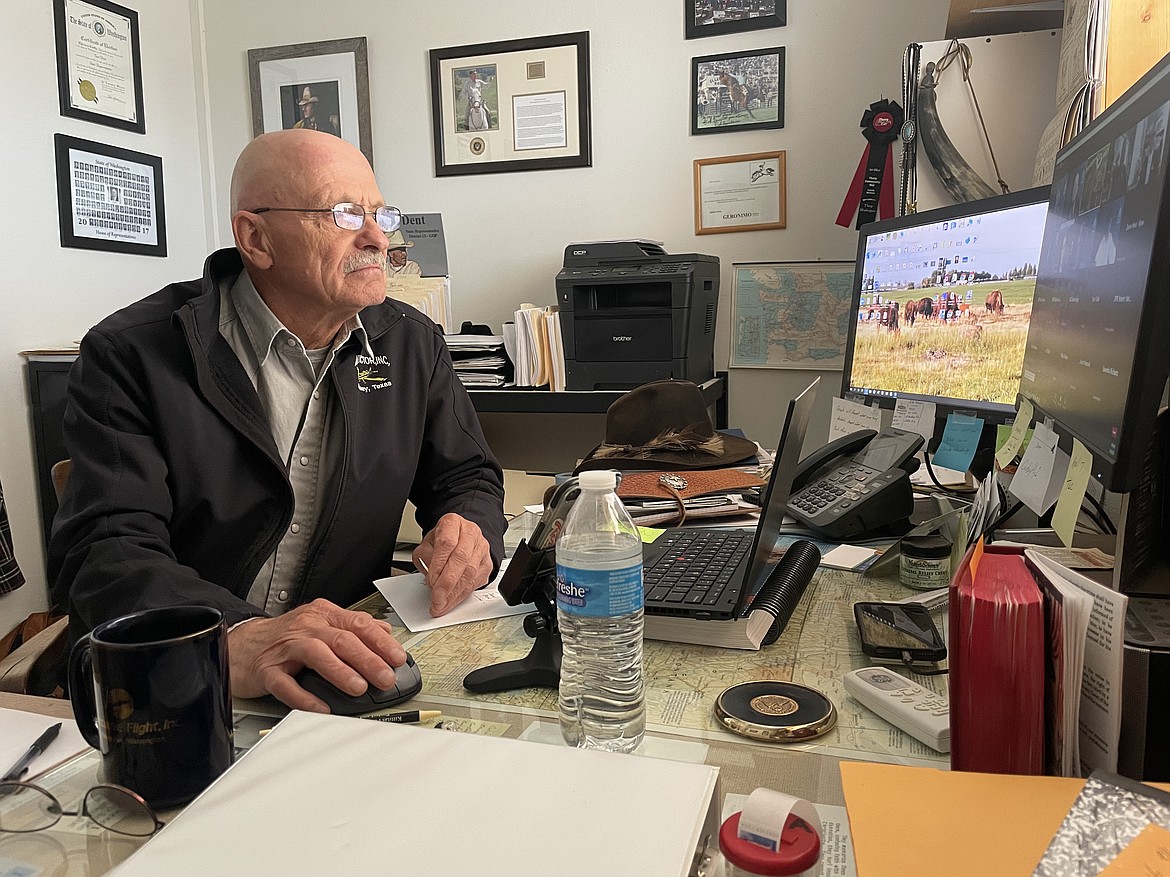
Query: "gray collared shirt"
219 270 373 614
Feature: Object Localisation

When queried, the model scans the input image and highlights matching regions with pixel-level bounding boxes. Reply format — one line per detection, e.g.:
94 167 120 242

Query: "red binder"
948 542 1046 775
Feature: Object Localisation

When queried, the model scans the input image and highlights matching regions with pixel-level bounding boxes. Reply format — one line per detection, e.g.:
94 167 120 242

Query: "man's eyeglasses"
0 781 164 837
246 203 402 234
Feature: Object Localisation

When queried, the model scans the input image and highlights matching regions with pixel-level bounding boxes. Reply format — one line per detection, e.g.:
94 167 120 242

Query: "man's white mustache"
344 252 387 274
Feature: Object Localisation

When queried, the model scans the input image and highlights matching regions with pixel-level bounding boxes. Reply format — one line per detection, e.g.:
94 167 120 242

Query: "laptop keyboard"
644 530 752 611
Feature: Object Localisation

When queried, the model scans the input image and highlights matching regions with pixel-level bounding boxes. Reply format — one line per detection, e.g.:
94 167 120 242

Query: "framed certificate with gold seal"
53 0 145 134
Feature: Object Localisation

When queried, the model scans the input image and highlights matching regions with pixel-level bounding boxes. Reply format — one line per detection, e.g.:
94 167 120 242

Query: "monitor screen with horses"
840 186 1050 432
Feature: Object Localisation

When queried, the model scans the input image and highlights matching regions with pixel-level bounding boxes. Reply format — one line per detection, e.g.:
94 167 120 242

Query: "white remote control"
843 667 950 753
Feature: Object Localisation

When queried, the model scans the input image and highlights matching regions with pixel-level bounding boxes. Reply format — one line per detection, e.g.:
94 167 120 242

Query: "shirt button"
277 590 289 602
299 456 309 466
286 338 297 348
290 523 301 534
313 391 321 400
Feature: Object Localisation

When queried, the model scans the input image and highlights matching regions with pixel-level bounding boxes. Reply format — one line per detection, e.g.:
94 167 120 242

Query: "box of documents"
112 711 721 877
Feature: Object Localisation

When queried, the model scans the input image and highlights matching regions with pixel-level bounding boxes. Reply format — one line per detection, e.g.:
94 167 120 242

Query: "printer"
555 241 719 391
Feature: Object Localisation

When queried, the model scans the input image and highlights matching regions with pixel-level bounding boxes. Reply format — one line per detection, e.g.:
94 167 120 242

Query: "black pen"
2 723 62 782
364 710 442 724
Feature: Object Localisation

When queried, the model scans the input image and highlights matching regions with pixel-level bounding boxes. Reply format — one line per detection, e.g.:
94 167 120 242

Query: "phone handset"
791 428 877 492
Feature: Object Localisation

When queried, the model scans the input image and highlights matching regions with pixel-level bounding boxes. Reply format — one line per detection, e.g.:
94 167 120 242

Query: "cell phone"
853 601 946 663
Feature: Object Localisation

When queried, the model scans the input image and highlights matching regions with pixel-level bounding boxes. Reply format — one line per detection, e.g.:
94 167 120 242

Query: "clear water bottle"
555 469 645 753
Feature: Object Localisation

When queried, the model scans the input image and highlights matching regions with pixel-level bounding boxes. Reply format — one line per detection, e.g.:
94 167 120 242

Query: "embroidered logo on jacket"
356 354 392 392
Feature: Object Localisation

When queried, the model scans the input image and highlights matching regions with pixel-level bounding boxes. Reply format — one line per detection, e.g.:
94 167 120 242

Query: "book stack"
445 333 511 387
948 542 1128 777
503 302 564 390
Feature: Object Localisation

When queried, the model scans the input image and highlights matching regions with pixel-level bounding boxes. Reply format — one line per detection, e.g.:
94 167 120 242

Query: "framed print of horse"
686 0 786 40
691 47 784 135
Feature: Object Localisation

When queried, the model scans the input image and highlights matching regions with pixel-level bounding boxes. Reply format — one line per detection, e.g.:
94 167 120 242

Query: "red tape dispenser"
719 788 821 876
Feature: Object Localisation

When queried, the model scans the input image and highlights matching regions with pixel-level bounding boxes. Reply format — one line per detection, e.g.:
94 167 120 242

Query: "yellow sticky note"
995 399 1034 468
1098 824 1170 875
1051 438 1093 548
638 527 666 543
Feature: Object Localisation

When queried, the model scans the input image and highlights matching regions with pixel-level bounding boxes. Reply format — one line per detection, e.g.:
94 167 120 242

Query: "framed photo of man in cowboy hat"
248 36 373 167
279 81 342 137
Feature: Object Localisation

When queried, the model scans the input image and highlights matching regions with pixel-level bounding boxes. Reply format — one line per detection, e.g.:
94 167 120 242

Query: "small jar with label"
899 533 953 590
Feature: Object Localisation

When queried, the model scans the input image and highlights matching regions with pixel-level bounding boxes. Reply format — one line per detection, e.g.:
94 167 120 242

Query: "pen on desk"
364 710 442 725
2 722 62 782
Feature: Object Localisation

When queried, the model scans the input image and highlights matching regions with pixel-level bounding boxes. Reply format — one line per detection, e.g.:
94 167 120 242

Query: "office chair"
0 460 71 696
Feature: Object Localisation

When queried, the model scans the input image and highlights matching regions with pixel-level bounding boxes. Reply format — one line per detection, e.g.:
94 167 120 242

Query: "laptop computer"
641 377 818 622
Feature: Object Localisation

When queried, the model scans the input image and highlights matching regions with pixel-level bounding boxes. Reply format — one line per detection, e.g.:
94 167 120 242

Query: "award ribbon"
836 99 904 229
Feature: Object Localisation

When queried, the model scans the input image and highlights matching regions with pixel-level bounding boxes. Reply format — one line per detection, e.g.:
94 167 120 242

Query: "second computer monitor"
841 187 1050 427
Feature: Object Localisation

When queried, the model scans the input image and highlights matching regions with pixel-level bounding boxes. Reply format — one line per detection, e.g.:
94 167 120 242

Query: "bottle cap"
900 532 952 559
578 470 617 490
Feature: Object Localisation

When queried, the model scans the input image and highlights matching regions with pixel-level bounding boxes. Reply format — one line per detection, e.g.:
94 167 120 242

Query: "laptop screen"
738 378 818 601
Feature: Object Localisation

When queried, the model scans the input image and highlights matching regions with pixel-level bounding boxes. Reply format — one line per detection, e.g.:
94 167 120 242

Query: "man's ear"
231 211 274 270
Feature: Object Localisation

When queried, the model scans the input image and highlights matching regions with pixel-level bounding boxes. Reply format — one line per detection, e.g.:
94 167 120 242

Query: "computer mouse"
294 653 423 717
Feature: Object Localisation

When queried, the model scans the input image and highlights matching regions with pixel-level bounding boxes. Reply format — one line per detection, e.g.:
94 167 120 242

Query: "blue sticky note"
932 413 984 474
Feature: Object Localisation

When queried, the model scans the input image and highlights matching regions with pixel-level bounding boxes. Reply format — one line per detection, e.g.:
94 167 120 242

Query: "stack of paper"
387 275 452 333
445 333 511 387
113 711 720 877
503 303 563 389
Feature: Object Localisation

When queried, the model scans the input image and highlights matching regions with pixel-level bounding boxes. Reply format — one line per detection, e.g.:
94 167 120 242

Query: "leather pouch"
617 468 765 501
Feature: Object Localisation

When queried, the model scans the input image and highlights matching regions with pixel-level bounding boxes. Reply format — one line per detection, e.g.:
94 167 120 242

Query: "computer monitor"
1019 53 1170 493
840 187 1051 430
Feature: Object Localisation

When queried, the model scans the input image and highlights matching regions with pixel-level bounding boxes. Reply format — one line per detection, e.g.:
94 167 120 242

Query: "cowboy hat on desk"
575 379 757 473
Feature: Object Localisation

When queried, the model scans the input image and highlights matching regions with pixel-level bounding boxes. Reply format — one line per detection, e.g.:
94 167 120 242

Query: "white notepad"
112 711 720 877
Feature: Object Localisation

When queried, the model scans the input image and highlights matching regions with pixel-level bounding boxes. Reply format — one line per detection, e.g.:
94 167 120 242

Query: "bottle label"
555 563 643 617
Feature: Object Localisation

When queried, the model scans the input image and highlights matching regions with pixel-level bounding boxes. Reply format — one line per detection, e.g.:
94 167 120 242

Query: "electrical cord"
1082 490 1116 535
922 451 977 496
901 652 949 676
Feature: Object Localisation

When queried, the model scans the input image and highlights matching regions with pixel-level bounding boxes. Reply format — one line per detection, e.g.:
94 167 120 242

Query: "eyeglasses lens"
0 783 60 833
374 207 402 233
330 203 401 233
84 786 158 837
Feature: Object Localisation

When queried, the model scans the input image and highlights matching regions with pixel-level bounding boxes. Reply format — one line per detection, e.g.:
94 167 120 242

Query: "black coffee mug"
68 605 234 809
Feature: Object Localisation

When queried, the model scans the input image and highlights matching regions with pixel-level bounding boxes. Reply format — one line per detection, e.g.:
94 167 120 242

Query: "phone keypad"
790 464 894 520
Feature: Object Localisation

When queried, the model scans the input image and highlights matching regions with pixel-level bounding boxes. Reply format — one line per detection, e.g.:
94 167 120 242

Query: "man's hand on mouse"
413 513 493 617
228 598 407 712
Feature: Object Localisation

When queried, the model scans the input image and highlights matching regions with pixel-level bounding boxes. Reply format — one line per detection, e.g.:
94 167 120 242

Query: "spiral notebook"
642 379 820 649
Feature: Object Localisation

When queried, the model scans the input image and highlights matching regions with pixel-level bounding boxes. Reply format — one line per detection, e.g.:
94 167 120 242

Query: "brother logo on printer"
613 335 633 342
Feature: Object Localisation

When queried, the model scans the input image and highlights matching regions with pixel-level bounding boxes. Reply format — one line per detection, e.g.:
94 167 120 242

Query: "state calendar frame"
54 133 166 257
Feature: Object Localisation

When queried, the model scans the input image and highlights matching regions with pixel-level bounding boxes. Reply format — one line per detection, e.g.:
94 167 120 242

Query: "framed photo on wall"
429 31 592 177
685 0 787 40
247 37 373 168
53 0 146 133
692 46 785 135
54 133 166 257
694 151 786 235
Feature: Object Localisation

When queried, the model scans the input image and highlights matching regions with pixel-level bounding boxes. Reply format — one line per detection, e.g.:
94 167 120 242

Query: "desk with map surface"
0 515 946 876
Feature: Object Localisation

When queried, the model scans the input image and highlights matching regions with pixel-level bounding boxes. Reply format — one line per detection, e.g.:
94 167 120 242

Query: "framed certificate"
54 134 166 257
694 151 786 234
54 0 145 134
429 32 592 176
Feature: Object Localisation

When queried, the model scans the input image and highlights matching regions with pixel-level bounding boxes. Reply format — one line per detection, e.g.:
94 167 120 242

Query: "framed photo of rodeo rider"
692 46 785 136
248 37 374 169
685 0 787 40
429 31 592 176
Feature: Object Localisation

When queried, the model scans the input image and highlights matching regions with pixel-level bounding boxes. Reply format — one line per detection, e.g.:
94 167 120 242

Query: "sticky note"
1051 439 1093 548
1010 422 1064 515
892 399 936 441
995 424 1033 459
829 397 882 442
994 399 1034 469
931 413 984 474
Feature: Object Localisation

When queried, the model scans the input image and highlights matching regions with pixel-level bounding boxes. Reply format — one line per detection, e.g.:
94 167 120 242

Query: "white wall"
0 1 210 633
199 0 949 449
